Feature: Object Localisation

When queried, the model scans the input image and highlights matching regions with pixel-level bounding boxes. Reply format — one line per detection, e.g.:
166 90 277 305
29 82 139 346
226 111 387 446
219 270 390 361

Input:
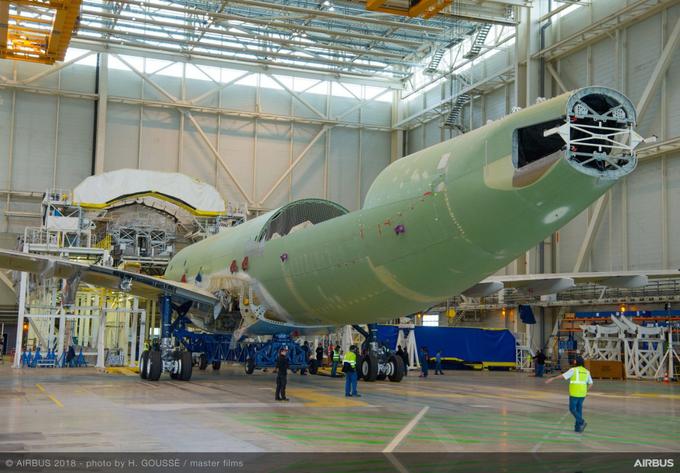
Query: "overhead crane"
0 0 82 64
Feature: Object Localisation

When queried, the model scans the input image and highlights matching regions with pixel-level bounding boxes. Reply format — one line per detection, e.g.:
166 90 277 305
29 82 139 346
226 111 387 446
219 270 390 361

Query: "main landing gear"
354 324 404 383
140 295 193 382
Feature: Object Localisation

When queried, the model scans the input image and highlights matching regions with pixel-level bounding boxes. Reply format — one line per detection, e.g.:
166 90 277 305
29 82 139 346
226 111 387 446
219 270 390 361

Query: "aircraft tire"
139 351 149 380
308 359 319 375
360 353 379 382
212 360 221 371
388 354 405 382
148 350 162 381
180 351 193 381
198 354 208 370
245 358 255 374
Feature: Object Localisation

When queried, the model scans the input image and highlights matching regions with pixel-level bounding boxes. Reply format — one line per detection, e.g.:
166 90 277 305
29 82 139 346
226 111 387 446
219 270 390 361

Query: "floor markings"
531 411 569 453
35 384 63 408
286 388 369 407
383 406 429 453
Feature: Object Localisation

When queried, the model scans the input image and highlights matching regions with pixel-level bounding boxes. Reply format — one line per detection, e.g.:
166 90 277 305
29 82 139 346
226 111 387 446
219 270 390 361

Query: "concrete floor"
0 364 678 453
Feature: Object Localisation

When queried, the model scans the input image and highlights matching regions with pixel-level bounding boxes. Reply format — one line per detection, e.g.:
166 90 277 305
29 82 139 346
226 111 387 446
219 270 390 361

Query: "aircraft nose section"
544 87 643 180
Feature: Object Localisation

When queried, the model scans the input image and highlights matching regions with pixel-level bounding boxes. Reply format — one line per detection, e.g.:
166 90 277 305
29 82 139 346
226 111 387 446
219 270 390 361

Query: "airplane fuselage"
164 87 636 328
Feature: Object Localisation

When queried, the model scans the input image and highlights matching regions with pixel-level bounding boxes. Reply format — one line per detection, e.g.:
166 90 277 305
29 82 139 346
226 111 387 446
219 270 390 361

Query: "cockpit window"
257 199 348 242
513 117 565 168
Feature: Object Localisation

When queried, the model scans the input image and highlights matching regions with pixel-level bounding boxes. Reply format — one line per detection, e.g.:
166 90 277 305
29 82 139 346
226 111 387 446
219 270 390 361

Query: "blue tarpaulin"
375 325 516 364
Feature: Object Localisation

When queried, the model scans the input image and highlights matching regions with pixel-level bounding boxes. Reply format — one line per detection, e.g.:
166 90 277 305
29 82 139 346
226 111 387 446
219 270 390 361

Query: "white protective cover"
73 169 225 213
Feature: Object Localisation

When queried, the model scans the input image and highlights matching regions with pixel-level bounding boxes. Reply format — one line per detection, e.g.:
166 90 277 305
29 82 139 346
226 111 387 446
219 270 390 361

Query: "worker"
420 346 430 378
397 345 409 376
300 341 310 375
545 355 593 432
343 344 360 397
315 344 324 367
434 350 444 375
331 345 341 377
274 347 290 402
534 349 547 378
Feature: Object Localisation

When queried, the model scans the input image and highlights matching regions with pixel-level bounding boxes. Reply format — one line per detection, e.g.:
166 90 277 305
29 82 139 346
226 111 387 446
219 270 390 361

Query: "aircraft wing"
0 248 217 307
463 269 680 297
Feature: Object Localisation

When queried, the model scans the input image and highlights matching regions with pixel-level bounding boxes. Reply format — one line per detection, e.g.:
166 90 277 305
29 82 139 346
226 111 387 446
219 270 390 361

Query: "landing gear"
386 355 405 382
212 361 221 370
170 351 193 381
147 350 162 381
198 354 208 370
353 324 404 383
359 353 379 382
140 351 149 379
141 296 195 382
245 358 255 374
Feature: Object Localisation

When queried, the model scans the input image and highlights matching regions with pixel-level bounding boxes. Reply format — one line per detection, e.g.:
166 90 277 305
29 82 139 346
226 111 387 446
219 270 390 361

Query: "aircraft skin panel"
165 88 631 327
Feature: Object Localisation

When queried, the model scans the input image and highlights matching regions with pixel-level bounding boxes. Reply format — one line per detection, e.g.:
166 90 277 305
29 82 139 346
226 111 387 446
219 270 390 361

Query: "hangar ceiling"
67 0 521 80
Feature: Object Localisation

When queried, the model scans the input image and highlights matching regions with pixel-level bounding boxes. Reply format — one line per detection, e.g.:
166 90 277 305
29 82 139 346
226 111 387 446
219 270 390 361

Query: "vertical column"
56 307 65 357
12 245 29 368
96 293 106 369
138 308 147 358
129 298 139 367
94 53 108 175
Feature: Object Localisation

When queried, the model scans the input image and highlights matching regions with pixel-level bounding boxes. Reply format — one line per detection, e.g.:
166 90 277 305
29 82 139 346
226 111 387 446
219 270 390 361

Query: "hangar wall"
0 53 394 235
401 1 680 274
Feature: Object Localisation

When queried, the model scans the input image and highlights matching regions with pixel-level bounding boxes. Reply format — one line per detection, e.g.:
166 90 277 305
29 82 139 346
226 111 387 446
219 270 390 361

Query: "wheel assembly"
147 350 162 381
139 350 149 380
360 353 379 382
387 354 405 382
180 351 193 381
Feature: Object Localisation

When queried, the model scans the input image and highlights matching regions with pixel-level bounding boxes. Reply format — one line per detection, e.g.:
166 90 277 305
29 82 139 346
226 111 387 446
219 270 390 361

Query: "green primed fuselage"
165 90 620 327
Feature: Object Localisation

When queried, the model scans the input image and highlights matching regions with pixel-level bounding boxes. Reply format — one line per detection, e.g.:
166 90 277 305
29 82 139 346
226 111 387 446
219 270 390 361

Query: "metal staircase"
424 48 446 74
463 23 492 59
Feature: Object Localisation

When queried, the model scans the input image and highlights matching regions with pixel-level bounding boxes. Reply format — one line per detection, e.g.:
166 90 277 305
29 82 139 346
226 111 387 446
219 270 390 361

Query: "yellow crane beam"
0 1 9 51
0 0 81 64
366 0 451 19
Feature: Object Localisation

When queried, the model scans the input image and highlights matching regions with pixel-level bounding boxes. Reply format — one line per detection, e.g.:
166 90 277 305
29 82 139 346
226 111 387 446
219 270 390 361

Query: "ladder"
463 24 492 59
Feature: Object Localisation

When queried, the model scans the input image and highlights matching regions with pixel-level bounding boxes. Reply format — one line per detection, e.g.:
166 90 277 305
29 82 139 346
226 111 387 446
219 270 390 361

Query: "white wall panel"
557 209 587 272
12 93 57 191
55 98 94 189
627 14 662 137
484 87 506 122
257 121 294 209
221 84 256 113
559 49 588 89
218 118 255 204
140 108 180 173
292 125 325 203
108 68 142 99
0 90 12 190
328 127 359 210
105 103 141 171
667 153 680 268
591 37 617 90
360 130 390 206
627 160 663 270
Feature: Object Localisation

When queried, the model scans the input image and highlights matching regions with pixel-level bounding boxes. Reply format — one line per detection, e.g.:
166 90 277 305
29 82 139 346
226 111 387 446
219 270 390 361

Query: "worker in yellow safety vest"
342 345 360 397
545 355 593 432
331 346 341 378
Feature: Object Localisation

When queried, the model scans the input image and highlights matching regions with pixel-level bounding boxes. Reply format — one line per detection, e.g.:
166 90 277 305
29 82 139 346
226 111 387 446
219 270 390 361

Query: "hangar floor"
0 365 678 453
